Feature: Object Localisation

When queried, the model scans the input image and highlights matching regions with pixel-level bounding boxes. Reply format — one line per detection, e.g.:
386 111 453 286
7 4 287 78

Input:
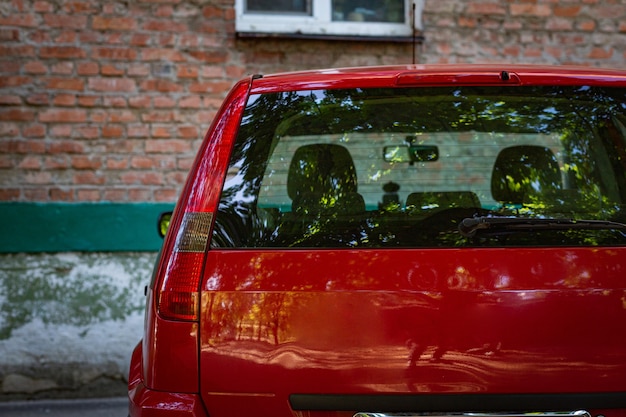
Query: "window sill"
236 31 424 43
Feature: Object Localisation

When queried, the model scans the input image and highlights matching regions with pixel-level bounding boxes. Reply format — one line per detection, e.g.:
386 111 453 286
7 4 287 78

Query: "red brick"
128 125 150 138
53 94 77 106
131 156 155 169
0 28 20 41
588 47 613 59
9 139 46 153
88 77 136 92
22 61 47 74
106 157 129 170
45 156 71 169
22 189 49 201
103 189 127 201
510 4 551 17
101 64 125 76
151 126 172 138
155 189 178 202
77 62 99 75
177 66 199 78
0 108 35 121
23 124 46 138
466 3 506 15
72 156 102 169
0 14 37 27
90 110 106 123
154 155 176 169
62 1 99 14
102 125 124 138
74 125 99 139
0 95 22 105
0 189 21 200
553 5 581 18
188 50 228 63
120 171 163 185
0 155 15 168
39 108 87 123
40 46 86 59
43 13 87 29
189 80 232 94
18 155 42 169
26 171 53 184
77 95 100 107
578 20 597 31
128 189 152 201
51 62 74 75
25 93 48 106
546 18 573 31
92 16 137 31
139 79 183 93
49 125 72 137
48 140 85 153
103 96 128 108
0 123 19 137
76 189 101 200
130 33 151 46
154 96 176 108
92 47 138 60
45 77 85 91
74 172 105 185
145 139 191 153
108 110 136 123
143 19 188 32
128 63 151 76
179 95 202 108
129 96 152 108
178 125 199 138
141 48 185 61
50 188 74 201
0 76 32 90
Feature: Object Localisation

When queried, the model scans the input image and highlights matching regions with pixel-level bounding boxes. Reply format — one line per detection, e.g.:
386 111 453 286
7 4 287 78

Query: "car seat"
287 144 365 217
491 145 562 207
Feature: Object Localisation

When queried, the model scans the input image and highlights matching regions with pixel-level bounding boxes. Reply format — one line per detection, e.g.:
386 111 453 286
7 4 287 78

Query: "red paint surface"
198 248 626 415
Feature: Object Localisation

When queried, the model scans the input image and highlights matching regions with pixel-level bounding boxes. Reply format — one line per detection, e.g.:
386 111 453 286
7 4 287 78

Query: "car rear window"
211 86 626 248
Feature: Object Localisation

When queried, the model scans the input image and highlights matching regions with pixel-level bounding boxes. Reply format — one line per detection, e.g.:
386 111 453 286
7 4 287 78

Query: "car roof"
249 64 626 93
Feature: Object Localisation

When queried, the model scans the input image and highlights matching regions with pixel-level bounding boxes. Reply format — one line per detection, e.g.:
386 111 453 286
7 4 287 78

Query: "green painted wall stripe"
1 202 175 253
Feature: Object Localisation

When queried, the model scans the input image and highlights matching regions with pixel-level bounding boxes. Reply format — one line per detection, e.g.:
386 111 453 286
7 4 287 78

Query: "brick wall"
1 0 625 203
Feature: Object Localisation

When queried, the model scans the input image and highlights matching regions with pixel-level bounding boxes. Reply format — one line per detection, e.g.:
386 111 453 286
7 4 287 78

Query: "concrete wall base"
0 252 154 400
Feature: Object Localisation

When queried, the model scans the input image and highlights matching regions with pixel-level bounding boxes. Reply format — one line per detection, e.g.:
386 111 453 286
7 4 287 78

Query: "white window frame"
235 0 423 38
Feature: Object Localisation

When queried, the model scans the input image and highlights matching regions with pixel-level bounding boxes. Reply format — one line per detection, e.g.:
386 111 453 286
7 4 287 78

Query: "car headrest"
287 144 358 201
491 145 562 205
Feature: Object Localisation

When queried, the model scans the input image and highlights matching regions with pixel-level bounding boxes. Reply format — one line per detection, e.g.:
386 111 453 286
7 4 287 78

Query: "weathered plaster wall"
0 252 152 399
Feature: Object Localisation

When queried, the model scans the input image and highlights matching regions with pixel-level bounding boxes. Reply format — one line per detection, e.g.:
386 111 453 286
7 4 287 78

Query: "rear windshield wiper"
459 216 626 238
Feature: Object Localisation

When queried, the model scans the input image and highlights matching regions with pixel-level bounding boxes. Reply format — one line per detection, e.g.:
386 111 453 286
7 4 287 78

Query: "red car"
128 65 626 416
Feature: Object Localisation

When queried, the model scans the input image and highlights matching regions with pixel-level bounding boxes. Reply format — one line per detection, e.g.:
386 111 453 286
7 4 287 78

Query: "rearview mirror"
157 211 172 238
383 145 439 163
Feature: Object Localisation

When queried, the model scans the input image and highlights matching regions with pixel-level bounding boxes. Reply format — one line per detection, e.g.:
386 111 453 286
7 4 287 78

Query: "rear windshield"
212 86 626 248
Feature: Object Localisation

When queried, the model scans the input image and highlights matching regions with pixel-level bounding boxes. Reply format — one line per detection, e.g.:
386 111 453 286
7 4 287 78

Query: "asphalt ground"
0 397 127 417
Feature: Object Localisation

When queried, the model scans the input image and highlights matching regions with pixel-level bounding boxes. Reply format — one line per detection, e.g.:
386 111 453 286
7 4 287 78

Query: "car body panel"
198 248 626 414
249 65 626 94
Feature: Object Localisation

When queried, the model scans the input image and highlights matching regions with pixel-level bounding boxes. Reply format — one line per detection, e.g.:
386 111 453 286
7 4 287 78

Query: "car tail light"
154 79 251 322
157 212 212 321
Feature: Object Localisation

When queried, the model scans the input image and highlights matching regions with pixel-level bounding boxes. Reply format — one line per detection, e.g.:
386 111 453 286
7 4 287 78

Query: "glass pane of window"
246 0 311 14
213 86 626 249
332 0 405 22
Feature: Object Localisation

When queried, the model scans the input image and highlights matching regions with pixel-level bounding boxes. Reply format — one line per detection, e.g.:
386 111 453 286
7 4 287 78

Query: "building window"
236 0 423 39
